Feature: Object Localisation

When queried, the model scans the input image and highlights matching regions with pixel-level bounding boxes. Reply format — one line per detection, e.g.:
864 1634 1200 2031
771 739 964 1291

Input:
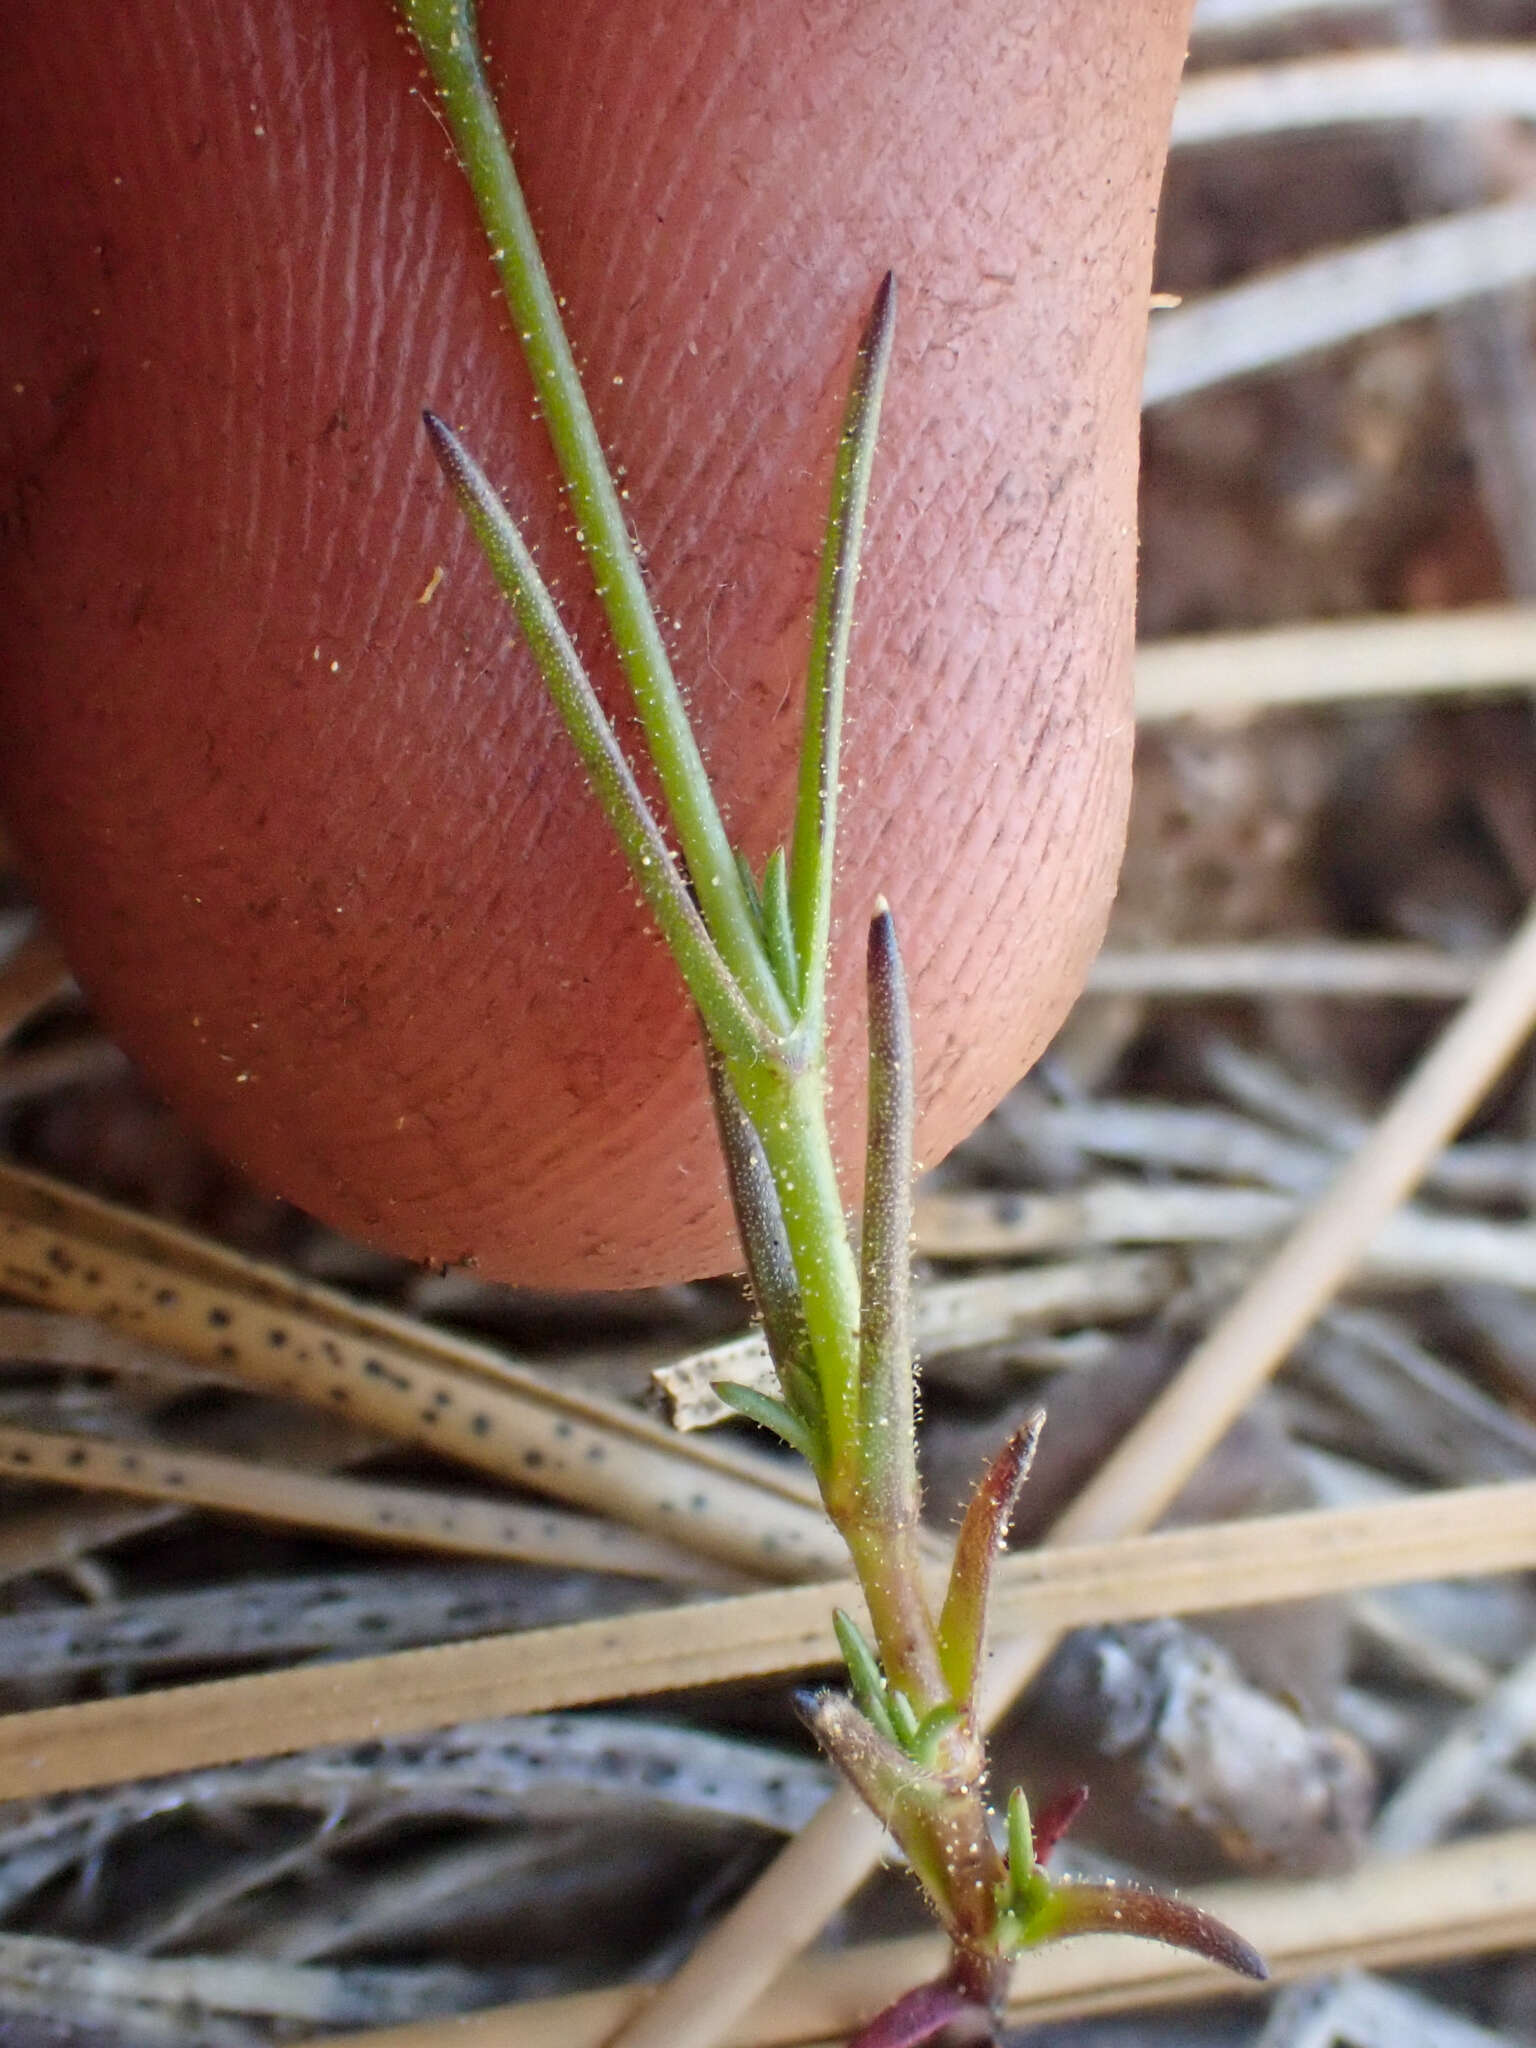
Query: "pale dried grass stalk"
1017 1098 1536 1209
0 1306 216 1379
1173 47 1536 147
1143 199 1536 406
0 1421 730 1584
0 1495 180 1586
1087 942 1488 999
0 1476 1528 1805
1192 0 1399 31
0 1928 481 2034
1373 1641 1536 1853
913 1176 1536 1287
0 1162 837 1579
1135 605 1536 721
656 1253 1177 1429
1349 1593 1495 1704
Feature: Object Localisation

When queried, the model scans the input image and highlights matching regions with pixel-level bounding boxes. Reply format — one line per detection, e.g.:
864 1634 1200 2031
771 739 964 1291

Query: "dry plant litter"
2 1 1536 2043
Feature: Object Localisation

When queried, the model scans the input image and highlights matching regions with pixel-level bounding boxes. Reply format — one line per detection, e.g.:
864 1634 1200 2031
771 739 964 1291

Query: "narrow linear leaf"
422 415 768 1072
846 1977 979 2048
734 850 764 923
857 903 919 1529
701 1042 824 1454
711 1382 813 1464
400 0 780 1022
887 1687 921 1752
788 271 897 1030
832 1608 897 1742
760 847 800 1003
1029 1783 1089 1866
1005 1786 1035 1882
911 1703 965 1769
937 1412 1045 1709
1025 1881 1268 1982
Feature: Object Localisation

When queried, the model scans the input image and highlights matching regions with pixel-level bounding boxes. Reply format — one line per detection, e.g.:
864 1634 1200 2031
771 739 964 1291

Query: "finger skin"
0 1 1188 1286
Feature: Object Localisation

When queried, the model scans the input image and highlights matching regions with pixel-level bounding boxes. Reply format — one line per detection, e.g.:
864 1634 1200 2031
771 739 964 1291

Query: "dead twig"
0 1421 733 1584
1086 942 1489 999
1373 1640 1536 1853
1173 48 1536 148
0 1163 839 1580
1144 199 1536 407
656 1253 1178 1430
1135 607 1536 722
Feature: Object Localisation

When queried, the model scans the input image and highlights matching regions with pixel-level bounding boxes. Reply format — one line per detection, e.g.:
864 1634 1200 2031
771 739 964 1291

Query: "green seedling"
396 1 1267 2037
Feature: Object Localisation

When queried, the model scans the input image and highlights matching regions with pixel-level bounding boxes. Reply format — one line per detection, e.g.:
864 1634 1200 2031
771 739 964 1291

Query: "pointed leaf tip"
869 270 897 339
421 409 472 490
1036 1882 1268 1983
711 1381 814 1464
832 1609 896 1742
1030 1782 1088 1865
937 1411 1046 1708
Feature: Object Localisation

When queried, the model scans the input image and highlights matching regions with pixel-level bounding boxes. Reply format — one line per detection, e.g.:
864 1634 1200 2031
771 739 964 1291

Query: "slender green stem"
842 1513 945 1710
400 0 1270 2004
788 272 896 1036
425 416 771 1074
398 0 788 1031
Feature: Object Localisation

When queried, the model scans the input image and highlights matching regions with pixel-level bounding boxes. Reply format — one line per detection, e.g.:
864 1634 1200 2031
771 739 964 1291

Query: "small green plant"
396 3 1267 2038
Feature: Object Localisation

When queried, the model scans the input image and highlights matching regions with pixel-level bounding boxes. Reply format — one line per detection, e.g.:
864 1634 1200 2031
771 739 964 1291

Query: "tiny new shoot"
396 0 1266 2037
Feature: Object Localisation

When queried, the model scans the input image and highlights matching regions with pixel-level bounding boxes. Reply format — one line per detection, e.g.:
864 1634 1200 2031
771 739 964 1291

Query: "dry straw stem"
0 1932 473 2036
1135 605 1536 721
0 1392 390 1588
0 1162 841 1580
602 894 1536 2048
1191 0 1398 31
667 1172 1536 1431
0 1306 216 1380
1142 198 1536 407
320 1826 1536 2047
0 1473 1526 1805
1018 1099 1536 1210
1086 942 1489 1000
1373 1640 1536 1855
0 1422 730 1585
0 1496 179 1585
1173 47 1536 148
657 1253 1176 1430
913 1178 1536 1287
